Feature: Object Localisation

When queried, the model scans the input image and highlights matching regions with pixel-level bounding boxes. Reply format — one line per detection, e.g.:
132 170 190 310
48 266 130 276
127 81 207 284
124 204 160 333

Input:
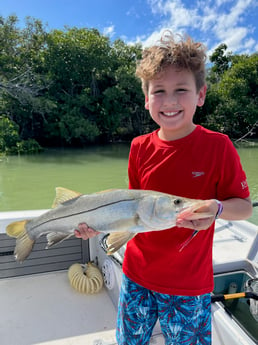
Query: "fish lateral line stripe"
31 197 138 229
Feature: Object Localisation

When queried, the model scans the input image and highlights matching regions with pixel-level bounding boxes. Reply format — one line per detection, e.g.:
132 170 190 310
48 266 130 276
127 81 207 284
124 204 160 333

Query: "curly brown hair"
136 31 207 94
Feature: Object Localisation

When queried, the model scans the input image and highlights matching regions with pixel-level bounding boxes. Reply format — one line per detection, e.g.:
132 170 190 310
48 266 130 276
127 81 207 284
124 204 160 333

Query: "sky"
1 0 258 57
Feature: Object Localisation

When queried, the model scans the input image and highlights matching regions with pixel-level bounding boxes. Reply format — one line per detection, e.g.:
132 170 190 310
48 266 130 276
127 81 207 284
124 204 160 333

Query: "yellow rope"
68 262 103 294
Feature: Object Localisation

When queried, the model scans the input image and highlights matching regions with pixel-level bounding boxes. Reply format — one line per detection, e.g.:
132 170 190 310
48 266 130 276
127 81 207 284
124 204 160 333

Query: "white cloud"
215 0 252 34
199 6 218 32
148 0 199 30
244 38 255 49
144 0 257 54
211 0 255 52
222 27 248 50
143 0 200 47
103 25 115 38
241 38 256 54
141 30 166 47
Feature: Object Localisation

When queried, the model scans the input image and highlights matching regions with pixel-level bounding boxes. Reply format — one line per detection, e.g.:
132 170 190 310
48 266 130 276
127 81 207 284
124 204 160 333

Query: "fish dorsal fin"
52 187 82 208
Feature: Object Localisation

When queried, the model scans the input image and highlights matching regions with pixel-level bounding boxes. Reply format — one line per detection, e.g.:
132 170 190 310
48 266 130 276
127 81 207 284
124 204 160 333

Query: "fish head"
136 191 212 231
154 195 194 219
171 196 199 213
154 195 183 218
152 195 208 225
172 196 213 220
137 194 184 229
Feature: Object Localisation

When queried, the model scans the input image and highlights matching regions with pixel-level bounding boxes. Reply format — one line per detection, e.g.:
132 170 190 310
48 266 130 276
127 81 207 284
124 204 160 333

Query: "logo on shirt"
192 171 205 178
241 180 248 189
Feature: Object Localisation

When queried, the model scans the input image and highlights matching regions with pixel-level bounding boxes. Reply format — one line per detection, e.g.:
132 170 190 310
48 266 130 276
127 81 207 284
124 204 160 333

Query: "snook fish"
6 187 211 262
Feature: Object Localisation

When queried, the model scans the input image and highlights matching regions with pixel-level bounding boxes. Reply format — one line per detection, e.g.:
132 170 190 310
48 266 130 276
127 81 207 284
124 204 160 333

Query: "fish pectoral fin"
46 232 73 248
106 231 136 255
52 187 82 208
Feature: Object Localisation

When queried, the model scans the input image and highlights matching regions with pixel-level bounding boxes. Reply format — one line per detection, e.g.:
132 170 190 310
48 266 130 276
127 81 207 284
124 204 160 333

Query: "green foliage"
0 116 42 154
58 110 100 144
202 53 258 138
0 15 257 154
209 44 232 82
15 139 42 154
0 116 20 152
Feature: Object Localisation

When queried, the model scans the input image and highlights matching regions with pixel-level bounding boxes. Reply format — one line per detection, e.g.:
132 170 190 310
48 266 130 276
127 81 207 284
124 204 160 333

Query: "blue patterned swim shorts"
116 274 211 345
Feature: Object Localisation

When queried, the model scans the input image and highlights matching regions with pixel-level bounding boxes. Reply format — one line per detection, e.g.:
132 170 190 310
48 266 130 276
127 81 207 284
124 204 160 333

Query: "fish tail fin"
6 220 29 238
6 220 35 262
106 231 136 255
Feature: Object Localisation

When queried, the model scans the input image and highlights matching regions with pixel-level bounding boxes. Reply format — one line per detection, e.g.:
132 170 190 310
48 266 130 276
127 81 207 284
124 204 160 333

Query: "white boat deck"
213 219 258 275
0 270 165 345
0 271 118 345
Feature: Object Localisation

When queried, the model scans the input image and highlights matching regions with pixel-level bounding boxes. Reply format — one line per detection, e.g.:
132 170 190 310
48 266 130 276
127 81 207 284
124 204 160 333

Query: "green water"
0 144 130 211
0 143 257 225
237 146 258 225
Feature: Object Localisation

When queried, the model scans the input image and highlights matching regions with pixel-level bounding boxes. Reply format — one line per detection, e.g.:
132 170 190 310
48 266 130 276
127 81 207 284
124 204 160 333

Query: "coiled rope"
68 262 103 294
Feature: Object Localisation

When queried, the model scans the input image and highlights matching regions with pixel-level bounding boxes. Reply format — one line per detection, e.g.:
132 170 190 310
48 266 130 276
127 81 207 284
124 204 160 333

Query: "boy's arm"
219 196 252 220
176 196 252 231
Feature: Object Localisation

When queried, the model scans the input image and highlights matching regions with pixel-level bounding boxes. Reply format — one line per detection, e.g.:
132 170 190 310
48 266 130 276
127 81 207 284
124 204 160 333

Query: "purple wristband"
214 199 223 219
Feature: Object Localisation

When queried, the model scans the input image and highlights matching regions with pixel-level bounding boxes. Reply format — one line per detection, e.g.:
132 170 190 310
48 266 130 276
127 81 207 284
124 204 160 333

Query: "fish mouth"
177 202 213 220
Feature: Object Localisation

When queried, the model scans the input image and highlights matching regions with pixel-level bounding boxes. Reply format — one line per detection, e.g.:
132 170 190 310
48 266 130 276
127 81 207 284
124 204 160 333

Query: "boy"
75 32 252 344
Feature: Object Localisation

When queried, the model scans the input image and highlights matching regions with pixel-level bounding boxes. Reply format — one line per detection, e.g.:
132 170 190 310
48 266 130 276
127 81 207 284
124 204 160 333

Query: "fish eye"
174 198 182 205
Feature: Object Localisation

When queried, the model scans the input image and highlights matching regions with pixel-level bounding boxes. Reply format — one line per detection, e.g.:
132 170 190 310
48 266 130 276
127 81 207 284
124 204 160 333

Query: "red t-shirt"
123 125 250 295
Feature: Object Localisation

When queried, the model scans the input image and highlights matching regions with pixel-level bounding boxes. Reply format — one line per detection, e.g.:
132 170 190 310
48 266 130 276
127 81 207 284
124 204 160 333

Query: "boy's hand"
74 223 100 240
176 199 219 231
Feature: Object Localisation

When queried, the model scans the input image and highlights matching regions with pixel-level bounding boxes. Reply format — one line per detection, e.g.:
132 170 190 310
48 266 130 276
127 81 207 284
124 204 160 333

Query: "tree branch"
234 121 258 144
